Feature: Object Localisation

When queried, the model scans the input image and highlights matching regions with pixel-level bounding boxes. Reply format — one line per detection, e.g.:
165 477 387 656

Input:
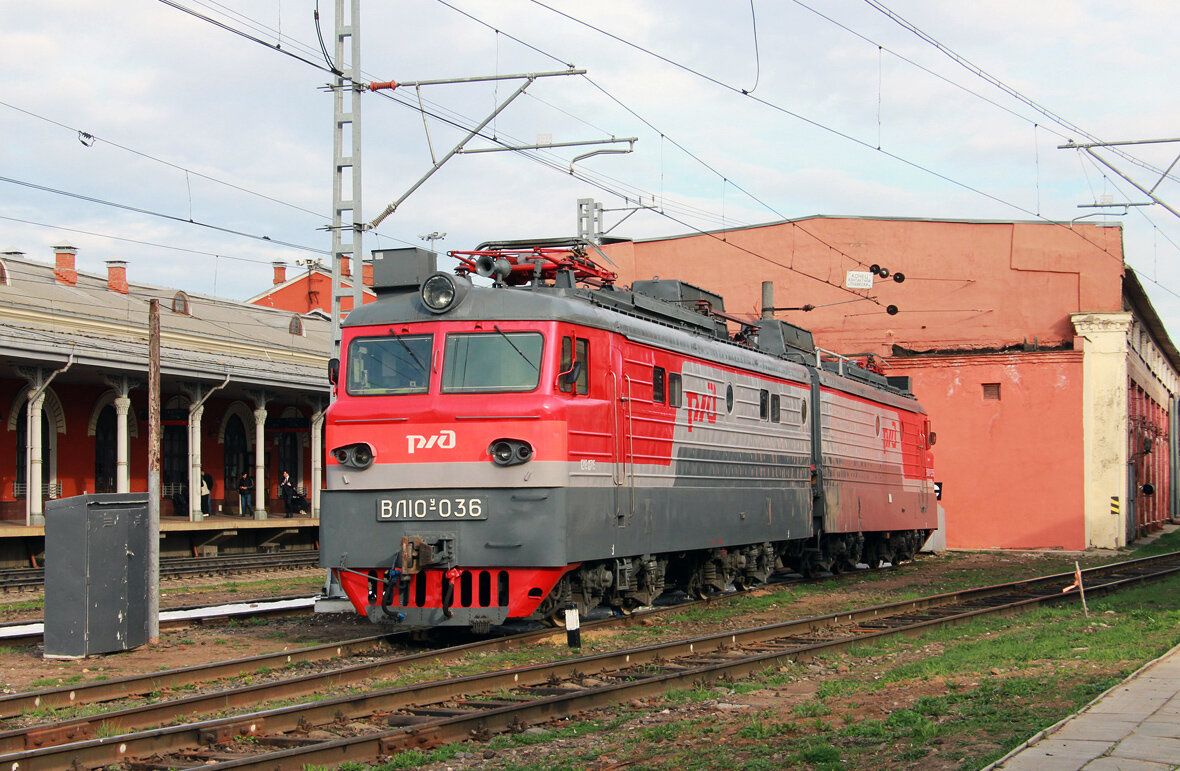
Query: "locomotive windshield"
346 334 433 395
441 330 543 393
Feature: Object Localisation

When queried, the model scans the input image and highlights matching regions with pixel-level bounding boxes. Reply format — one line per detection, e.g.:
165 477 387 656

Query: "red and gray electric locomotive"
321 239 935 632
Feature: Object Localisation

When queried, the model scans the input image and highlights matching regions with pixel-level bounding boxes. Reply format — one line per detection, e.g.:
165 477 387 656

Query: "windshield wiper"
494 325 539 372
389 330 427 373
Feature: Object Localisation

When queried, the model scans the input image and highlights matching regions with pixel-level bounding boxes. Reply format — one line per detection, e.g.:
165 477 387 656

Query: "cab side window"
575 338 589 395
559 335 591 395
653 366 666 404
559 337 574 393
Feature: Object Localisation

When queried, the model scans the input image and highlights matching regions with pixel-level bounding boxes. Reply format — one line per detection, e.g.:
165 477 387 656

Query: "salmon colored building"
247 256 375 314
604 216 1180 550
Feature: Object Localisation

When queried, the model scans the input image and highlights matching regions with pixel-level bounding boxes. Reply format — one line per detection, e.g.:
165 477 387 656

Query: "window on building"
289 315 304 336
983 383 1001 401
171 291 190 315
15 409 51 496
94 404 117 493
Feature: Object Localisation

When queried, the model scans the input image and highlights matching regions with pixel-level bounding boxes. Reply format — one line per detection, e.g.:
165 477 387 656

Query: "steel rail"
0 593 319 647
0 557 886 704
4 552 1177 769
0 634 396 720
0 551 321 592
206 552 1180 770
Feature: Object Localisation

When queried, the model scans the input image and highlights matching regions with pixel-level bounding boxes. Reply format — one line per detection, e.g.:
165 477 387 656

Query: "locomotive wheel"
862 543 883 570
613 598 643 616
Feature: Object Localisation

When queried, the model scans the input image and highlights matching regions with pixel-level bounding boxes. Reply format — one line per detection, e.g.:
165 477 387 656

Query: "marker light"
332 443 375 470
489 439 533 467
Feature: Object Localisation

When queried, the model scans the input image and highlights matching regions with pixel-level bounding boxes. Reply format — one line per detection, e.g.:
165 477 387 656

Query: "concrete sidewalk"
988 643 1180 770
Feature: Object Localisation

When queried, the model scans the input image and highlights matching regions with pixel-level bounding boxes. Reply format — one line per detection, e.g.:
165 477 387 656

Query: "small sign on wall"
846 270 874 289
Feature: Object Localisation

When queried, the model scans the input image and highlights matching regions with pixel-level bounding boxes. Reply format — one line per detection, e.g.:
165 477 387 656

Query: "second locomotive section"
321 248 935 630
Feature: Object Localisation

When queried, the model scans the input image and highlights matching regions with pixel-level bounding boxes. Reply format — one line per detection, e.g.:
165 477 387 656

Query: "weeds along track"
0 568 860 725
4 552 1178 770
0 551 321 594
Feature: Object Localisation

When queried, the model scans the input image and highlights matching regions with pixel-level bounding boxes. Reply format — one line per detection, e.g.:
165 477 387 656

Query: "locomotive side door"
607 344 634 526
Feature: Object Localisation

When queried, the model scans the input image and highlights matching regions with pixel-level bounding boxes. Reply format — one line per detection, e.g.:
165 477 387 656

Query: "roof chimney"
362 260 373 287
105 259 129 294
272 260 287 286
340 255 351 278
53 245 78 286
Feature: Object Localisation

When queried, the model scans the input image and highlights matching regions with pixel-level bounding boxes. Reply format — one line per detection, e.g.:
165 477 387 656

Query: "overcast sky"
3 1 1178 337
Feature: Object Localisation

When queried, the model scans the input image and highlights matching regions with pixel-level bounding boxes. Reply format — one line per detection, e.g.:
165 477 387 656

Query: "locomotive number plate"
376 497 486 521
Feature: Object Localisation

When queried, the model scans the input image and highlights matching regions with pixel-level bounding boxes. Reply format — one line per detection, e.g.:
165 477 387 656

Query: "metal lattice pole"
330 0 363 362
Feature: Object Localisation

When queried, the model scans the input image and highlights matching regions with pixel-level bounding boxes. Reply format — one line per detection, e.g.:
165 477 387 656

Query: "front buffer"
320 486 575 631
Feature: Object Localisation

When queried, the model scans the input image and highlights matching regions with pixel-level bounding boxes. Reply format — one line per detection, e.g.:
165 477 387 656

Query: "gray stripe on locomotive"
323 279 927 574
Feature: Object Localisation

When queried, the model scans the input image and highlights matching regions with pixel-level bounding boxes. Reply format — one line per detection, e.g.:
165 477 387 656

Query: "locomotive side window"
653 366 666 404
442 331 544 393
668 373 683 408
346 334 433 395
770 393 781 422
574 337 589 395
759 389 769 420
558 336 590 395
559 337 574 393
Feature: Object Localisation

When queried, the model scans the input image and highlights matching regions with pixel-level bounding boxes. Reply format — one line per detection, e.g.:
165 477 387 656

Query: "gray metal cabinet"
44 494 149 658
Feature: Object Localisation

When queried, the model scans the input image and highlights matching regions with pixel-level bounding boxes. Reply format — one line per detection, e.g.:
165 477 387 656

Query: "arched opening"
162 424 188 513
94 404 117 493
15 410 51 497
224 414 249 514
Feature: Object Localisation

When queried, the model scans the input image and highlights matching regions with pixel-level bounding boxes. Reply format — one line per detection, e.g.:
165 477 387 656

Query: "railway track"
0 594 319 647
2 551 1177 770
0 551 321 593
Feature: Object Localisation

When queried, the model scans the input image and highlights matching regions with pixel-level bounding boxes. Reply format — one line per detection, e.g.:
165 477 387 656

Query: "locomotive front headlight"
332 443 375 470
489 438 532 467
490 440 516 466
421 274 455 310
351 444 373 468
420 271 472 314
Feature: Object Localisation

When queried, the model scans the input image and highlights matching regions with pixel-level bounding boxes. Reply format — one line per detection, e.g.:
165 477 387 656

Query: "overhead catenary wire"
163 0 1134 313
0 174 330 256
859 0 1180 185
158 0 1147 289
505 0 1136 269
0 98 331 222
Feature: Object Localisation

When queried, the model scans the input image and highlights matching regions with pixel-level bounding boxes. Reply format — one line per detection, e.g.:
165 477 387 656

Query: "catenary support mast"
330 0 364 361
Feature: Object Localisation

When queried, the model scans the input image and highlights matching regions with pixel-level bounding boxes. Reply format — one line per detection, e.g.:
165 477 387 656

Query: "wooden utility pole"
147 299 161 643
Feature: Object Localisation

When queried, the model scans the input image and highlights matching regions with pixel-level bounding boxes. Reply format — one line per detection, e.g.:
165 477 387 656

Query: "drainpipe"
26 354 74 526
188 373 231 521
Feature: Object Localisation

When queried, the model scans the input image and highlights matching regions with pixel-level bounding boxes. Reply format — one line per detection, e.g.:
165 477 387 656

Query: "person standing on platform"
279 470 295 518
237 471 254 516
200 470 213 515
